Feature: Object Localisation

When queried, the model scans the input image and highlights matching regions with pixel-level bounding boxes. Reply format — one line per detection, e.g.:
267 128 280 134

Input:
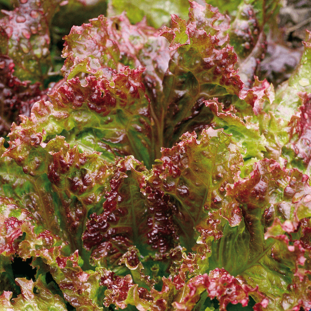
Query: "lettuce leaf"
0 55 47 136
1 1 311 310
0 0 61 81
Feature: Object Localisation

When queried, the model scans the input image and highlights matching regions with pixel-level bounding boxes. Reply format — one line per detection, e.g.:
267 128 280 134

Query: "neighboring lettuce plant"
0 0 108 136
1 0 311 310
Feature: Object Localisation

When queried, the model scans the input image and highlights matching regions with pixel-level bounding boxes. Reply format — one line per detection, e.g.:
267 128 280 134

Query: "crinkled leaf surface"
0 0 62 81
272 31 311 121
0 277 67 310
6 67 153 167
0 55 47 137
1 1 311 310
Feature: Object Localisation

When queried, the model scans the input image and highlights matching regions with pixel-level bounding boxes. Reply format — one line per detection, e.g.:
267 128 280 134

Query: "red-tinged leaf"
62 13 159 79
249 109 289 164
3 220 106 310
228 0 282 87
100 270 134 309
158 1 244 148
61 4 247 157
160 14 188 49
6 67 154 168
226 160 292 266
0 291 14 309
272 31 311 122
160 2 229 48
0 0 62 81
146 128 243 253
264 232 308 279
202 99 266 160
0 138 60 236
229 159 287 209
173 268 268 311
1 0 311 309
83 157 150 268
240 77 275 115
229 4 261 61
0 136 111 258
221 159 311 309
46 138 112 207
284 92 311 174
62 11 170 106
101 252 175 310
100 256 187 310
48 251 104 310
62 13 170 154
232 160 311 231
99 259 268 311
0 55 47 136
1 277 68 310
142 186 180 255
229 5 266 87
61 15 120 79
278 275 311 311
0 197 29 256
242 238 311 310
16 223 65 261
0 217 24 256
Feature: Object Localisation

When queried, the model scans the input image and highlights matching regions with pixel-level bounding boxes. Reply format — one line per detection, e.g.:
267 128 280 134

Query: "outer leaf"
6 67 153 167
82 157 150 269
62 14 170 157
0 200 27 256
147 128 243 252
173 268 268 311
0 55 47 136
237 79 289 166
202 99 266 160
228 0 281 86
62 14 166 79
100 265 268 311
0 0 61 81
0 277 67 310
226 159 311 309
284 92 311 174
0 194 106 310
0 136 112 259
43 251 104 310
272 31 311 121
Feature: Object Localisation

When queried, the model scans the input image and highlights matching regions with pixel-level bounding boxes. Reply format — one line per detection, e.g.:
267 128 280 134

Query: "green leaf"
6 68 154 167
0 276 67 310
109 0 190 28
159 2 244 148
148 128 244 252
272 32 311 121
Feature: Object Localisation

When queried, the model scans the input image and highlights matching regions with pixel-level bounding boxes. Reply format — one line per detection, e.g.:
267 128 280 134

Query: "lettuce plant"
1 0 311 310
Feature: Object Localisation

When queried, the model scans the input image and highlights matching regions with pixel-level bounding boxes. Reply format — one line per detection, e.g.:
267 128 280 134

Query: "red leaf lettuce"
1 1 311 310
